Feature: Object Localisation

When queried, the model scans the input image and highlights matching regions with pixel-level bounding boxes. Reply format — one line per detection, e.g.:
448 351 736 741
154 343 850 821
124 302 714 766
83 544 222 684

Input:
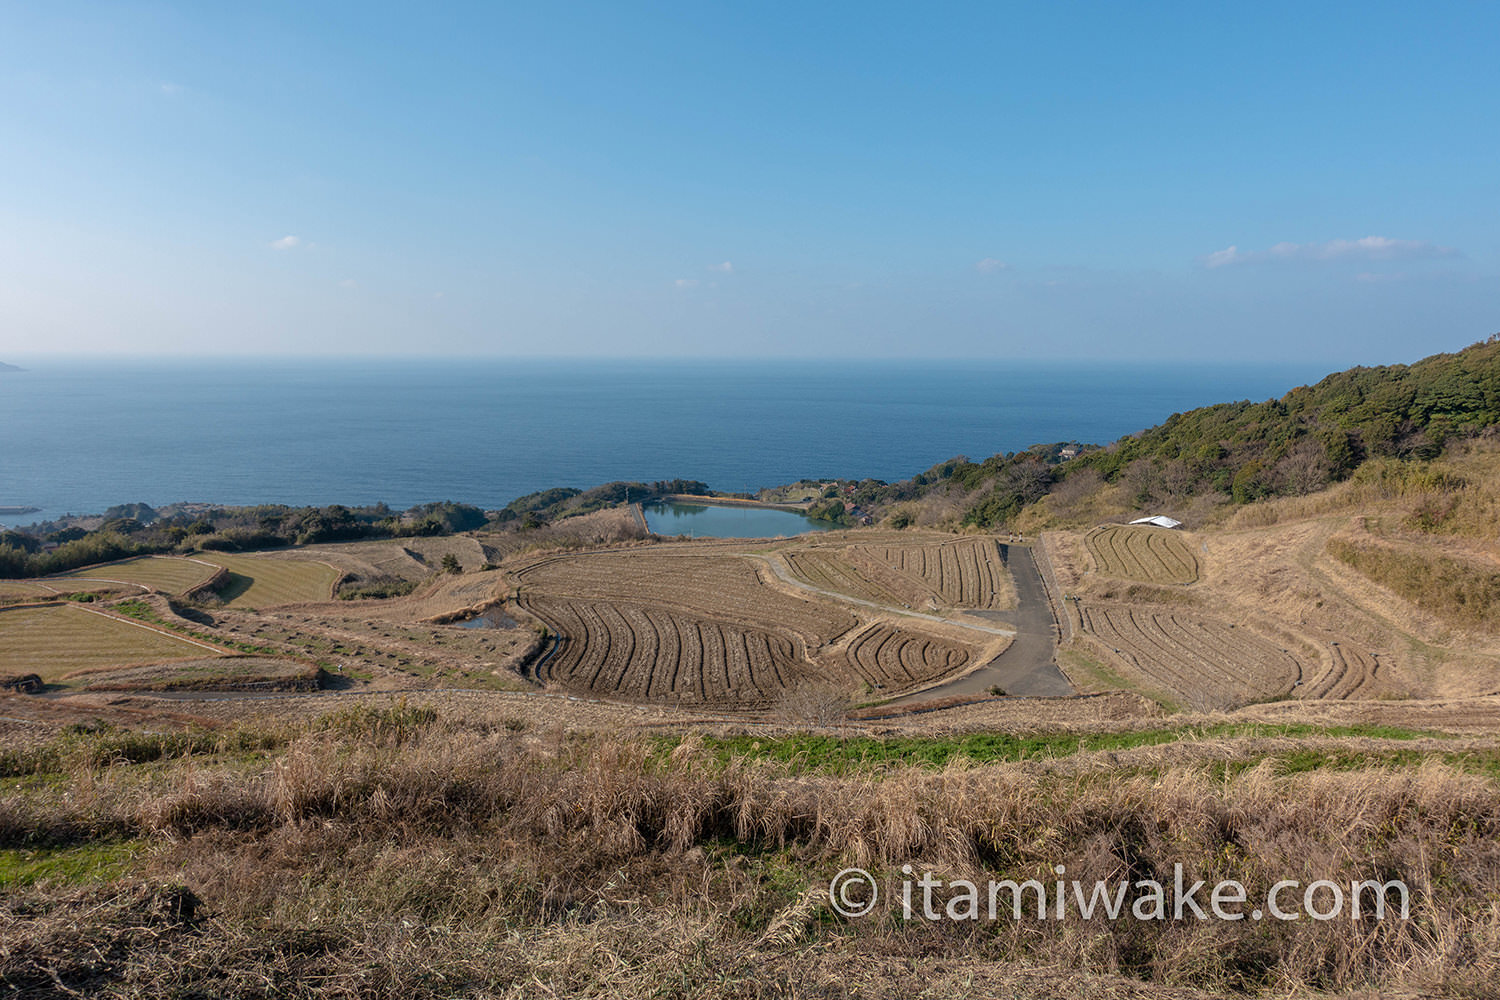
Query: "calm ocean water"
0 358 1328 527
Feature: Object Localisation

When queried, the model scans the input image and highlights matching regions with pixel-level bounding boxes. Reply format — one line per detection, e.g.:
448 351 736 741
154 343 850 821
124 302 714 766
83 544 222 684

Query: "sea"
0 358 1330 528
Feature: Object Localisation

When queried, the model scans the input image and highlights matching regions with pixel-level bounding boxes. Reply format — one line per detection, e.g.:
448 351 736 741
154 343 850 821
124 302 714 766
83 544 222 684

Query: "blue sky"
1 1 1496 362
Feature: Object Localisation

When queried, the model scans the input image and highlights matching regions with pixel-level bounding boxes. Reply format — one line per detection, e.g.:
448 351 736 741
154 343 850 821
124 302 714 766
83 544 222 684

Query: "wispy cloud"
159 82 183 97
270 235 301 251
337 278 358 289
673 278 699 289
709 261 733 273
975 257 1009 273
1203 236 1458 269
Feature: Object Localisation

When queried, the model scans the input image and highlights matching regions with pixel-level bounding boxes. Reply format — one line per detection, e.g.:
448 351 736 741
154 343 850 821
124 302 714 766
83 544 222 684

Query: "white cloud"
975 257 1009 273
709 261 733 273
1203 246 1242 269
159 82 183 97
1203 236 1457 268
270 235 301 251
674 278 698 288
337 278 358 289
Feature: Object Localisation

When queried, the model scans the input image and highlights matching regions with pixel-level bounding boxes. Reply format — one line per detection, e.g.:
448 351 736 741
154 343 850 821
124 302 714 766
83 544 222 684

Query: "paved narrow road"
892 544 1072 701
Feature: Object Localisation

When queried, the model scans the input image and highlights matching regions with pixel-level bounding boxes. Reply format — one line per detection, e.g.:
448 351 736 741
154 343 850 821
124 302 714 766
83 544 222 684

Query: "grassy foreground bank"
3 705 1498 998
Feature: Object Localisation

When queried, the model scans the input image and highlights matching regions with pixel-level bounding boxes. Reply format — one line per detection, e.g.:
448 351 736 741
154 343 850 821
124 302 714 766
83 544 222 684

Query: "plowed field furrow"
761 635 792 690
681 618 706 701
838 539 1012 609
1085 526 1199 585
840 623 973 691
595 603 636 695
1303 640 1380 700
630 606 662 700
705 623 732 701
1080 603 1301 707
635 606 663 699
516 551 854 642
576 603 614 690
653 607 681 698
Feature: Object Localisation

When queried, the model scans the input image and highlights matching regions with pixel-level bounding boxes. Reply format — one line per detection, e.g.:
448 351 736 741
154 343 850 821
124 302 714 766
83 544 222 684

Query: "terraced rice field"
781 550 906 605
1078 602 1301 708
854 538 1014 608
0 604 220 682
511 548 987 705
1300 638 1382 699
0 579 60 605
515 550 855 643
192 552 341 608
66 656 318 692
1084 525 1199 584
54 555 221 594
784 538 1014 610
518 594 807 705
839 623 972 690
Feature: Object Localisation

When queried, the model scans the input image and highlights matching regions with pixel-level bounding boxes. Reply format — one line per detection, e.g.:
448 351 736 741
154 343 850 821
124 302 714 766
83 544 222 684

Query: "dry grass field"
190 551 340 608
62 656 318 692
1084 524 1199 584
3 700 1499 998
53 555 222 594
0 579 61 605
0 604 219 682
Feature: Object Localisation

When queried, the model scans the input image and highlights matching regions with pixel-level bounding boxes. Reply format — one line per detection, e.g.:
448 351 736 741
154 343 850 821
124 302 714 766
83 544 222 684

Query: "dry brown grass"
3 710 1499 998
61 656 319 692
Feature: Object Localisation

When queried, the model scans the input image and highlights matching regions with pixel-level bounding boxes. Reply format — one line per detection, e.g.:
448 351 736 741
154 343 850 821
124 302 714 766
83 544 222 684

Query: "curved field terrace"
1085 525 1199 585
1078 602 1301 709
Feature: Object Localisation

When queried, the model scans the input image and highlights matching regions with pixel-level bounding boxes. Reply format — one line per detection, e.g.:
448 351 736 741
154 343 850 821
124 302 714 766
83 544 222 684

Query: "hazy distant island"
0 361 23 372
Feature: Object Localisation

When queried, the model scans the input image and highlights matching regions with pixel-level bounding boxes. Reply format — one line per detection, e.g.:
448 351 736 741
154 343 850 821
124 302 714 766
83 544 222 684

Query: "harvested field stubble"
195 552 341 608
519 594 808 705
515 549 855 641
0 604 219 682
1085 525 1199 584
786 536 1016 610
54 555 222 594
1078 603 1302 709
840 622 971 690
512 547 993 705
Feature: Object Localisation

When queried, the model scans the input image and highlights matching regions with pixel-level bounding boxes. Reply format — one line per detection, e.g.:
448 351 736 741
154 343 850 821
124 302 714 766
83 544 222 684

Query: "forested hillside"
897 336 1500 528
